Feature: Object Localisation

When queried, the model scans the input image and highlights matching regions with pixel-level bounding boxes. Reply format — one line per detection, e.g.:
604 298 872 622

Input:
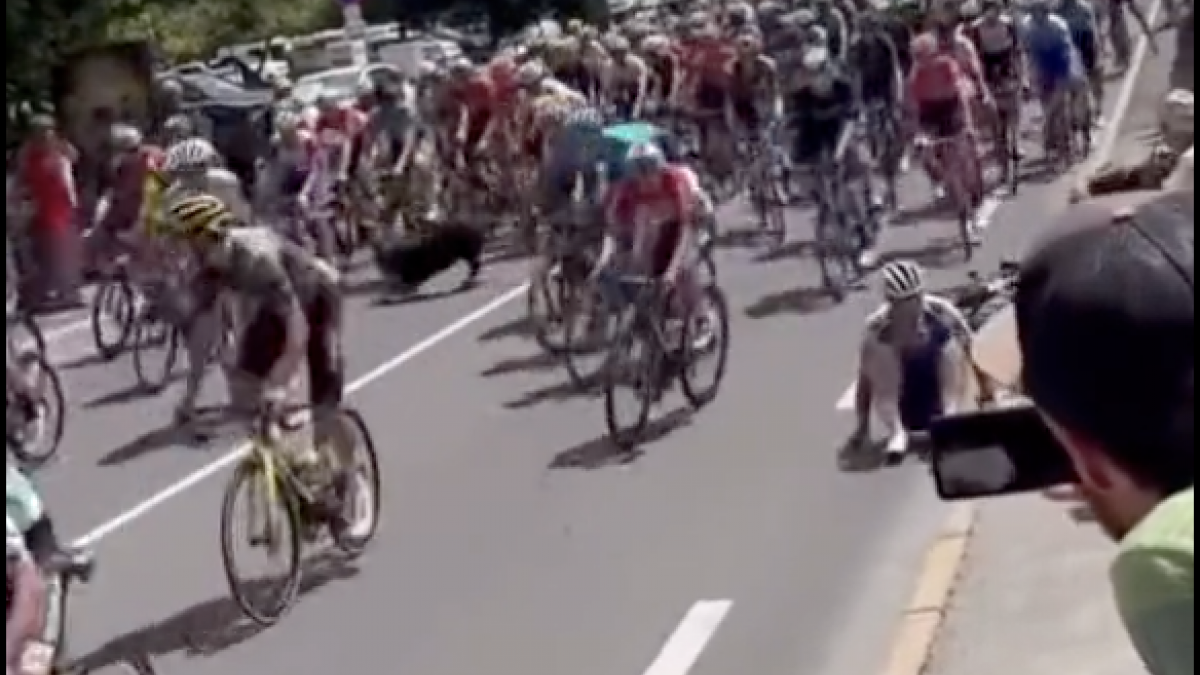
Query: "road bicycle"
90 256 140 361
600 275 730 447
219 402 380 626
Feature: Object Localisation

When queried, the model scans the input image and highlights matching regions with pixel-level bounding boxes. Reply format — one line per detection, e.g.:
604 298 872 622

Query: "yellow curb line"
879 503 978 675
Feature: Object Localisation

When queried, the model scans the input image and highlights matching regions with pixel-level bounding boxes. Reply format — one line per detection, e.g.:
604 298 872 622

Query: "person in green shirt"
972 190 1192 675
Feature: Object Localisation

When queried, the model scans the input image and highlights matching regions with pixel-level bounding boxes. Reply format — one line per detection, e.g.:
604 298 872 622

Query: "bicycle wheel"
330 408 382 557
8 313 45 358
680 285 731 408
90 280 135 360
131 320 178 393
527 264 572 354
813 207 857 301
753 182 787 250
8 351 67 469
219 460 303 626
602 319 656 447
562 292 619 390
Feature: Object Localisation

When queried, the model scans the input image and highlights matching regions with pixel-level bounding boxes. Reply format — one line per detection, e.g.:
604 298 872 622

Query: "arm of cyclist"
6 519 47 674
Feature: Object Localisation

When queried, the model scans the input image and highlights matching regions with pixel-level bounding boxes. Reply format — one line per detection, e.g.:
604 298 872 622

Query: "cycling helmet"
626 142 667 176
275 111 303 132
640 34 672 54
163 137 218 173
169 193 233 240
735 31 763 52
518 60 551 87
163 114 193 136
881 261 925 301
605 35 631 54
110 123 142 150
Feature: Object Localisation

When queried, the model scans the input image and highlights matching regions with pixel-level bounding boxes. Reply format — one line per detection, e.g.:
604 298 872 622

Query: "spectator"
13 114 83 310
972 191 1192 675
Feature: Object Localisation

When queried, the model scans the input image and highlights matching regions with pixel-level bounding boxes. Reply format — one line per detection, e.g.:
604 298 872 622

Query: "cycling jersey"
863 294 973 348
6 462 43 542
1023 15 1077 89
605 164 698 274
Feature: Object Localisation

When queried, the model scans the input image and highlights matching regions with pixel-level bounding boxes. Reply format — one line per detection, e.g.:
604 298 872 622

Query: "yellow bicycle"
218 404 380 626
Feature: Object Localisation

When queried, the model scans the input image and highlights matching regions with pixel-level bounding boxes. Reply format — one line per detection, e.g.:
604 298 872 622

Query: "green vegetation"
5 0 607 150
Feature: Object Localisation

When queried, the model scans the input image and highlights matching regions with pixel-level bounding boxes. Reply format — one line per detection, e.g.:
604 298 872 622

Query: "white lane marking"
642 600 733 675
1090 0 1161 172
43 317 91 341
832 19 1161 413
72 283 529 546
836 382 856 411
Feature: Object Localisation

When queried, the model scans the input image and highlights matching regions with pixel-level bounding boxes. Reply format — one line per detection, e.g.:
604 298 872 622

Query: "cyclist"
848 10 904 116
728 32 780 141
166 194 355 523
852 260 973 457
6 460 76 675
1056 0 1103 116
597 143 705 320
162 137 252 224
6 513 47 675
603 35 653 119
1023 0 1081 150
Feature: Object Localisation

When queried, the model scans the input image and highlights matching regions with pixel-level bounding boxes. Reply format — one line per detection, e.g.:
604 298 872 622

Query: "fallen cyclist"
850 260 977 459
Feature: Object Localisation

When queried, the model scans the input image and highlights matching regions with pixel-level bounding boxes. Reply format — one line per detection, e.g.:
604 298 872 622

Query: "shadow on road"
97 410 232 467
84 383 161 409
480 350 561 377
549 407 692 470
60 351 112 370
744 287 837 318
503 377 600 410
477 315 535 343
69 552 358 670
753 239 813 263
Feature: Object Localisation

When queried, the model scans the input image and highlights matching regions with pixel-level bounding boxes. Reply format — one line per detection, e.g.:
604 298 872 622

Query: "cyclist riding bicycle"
1023 0 1084 146
166 194 356 523
852 260 974 457
6 460 77 675
597 143 706 325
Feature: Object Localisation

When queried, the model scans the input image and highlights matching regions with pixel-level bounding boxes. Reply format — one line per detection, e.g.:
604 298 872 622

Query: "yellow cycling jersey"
140 171 171 237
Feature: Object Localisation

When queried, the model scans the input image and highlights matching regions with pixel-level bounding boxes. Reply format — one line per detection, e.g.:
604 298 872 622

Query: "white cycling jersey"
863 294 973 348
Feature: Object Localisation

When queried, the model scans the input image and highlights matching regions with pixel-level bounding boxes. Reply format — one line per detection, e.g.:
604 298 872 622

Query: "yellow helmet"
169 193 233 239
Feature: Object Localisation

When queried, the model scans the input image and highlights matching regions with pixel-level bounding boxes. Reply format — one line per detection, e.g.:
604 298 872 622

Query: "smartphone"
928 405 1077 500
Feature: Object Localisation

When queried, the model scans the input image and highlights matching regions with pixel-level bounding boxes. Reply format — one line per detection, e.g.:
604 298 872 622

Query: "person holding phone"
972 190 1192 675
852 259 975 457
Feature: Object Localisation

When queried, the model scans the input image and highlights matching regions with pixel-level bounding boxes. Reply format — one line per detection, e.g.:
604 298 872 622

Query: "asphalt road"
25 44 1168 675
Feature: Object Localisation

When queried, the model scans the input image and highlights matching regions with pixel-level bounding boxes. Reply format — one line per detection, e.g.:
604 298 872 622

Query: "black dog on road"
369 223 485 296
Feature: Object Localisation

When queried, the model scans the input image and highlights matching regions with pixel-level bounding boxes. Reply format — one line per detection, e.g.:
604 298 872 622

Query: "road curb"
878 503 978 675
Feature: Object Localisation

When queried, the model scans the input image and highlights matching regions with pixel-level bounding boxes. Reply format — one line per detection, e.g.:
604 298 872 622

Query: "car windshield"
294 69 361 103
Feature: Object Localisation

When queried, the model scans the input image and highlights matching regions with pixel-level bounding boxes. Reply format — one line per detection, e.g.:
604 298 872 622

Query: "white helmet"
881 260 925 301
163 137 218 173
626 142 667 175
1159 89 1194 137
516 60 548 87
110 123 142 150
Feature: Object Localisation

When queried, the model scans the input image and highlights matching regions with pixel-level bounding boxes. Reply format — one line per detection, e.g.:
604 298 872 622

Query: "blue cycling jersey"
1023 14 1076 83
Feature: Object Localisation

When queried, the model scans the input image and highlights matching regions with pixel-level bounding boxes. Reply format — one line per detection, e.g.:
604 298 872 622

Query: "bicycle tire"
562 293 617 390
131 321 178 393
329 407 382 557
90 280 135 360
9 313 46 358
680 286 731 409
527 266 572 355
602 319 655 447
219 460 303 627
813 207 855 301
9 351 67 469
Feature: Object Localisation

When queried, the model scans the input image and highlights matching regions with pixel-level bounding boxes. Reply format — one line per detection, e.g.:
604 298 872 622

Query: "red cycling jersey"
314 105 368 145
680 36 735 85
